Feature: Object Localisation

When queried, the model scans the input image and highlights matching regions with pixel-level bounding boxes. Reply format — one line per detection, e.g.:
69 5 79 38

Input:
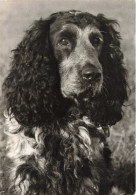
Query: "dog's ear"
96 14 128 125
2 16 62 127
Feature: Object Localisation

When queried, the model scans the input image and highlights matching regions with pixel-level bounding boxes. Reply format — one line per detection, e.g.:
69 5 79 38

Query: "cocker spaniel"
2 10 128 195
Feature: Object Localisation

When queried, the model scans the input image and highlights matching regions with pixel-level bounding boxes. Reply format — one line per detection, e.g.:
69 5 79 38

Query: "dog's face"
3 11 128 126
50 13 103 99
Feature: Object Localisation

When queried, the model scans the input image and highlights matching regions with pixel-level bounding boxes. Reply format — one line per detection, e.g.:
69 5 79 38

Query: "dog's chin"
61 86 102 121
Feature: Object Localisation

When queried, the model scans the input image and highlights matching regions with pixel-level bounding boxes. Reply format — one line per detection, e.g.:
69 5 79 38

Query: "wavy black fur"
2 10 128 195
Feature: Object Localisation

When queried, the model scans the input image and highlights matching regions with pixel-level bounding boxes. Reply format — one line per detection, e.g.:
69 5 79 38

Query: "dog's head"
2 10 128 127
50 11 103 99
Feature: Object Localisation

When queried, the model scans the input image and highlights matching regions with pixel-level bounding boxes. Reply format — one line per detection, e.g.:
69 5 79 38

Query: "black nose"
82 66 102 82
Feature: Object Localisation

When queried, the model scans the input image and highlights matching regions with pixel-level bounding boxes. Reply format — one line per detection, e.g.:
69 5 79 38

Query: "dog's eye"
58 39 70 47
92 37 102 47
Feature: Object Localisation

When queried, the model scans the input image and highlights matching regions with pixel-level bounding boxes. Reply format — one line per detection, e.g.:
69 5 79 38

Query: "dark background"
0 0 135 193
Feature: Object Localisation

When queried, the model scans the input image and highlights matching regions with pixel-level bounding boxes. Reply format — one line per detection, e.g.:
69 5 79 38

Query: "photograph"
0 0 135 194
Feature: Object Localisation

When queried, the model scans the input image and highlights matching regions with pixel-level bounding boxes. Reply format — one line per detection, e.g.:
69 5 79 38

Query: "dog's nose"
82 66 101 82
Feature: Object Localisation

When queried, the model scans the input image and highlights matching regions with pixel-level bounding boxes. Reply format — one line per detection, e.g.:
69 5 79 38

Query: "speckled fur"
5 115 111 195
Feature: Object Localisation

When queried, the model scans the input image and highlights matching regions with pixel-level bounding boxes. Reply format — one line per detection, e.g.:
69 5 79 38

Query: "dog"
2 10 128 195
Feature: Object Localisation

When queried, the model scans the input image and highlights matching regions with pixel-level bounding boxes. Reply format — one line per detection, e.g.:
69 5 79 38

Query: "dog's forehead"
51 23 101 37
50 12 100 35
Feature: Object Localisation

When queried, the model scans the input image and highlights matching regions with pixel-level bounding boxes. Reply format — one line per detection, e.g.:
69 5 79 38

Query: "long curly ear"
97 14 128 125
2 17 63 127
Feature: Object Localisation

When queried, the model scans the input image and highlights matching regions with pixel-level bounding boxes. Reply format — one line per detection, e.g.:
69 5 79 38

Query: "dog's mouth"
74 87 101 104
61 79 102 101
